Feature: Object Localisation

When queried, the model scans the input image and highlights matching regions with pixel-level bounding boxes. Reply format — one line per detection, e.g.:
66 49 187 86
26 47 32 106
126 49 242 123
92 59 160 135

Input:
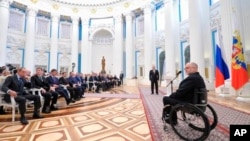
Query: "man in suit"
59 72 81 101
119 71 124 85
162 62 206 124
31 67 58 113
1 67 43 125
46 69 72 105
149 64 159 95
68 72 84 99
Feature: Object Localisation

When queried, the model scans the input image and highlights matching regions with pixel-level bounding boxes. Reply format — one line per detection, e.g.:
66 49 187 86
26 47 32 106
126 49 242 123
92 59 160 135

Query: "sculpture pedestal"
101 70 106 74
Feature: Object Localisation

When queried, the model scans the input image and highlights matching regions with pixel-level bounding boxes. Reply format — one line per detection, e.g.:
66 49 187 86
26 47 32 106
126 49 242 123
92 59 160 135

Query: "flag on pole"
215 26 230 88
231 30 249 90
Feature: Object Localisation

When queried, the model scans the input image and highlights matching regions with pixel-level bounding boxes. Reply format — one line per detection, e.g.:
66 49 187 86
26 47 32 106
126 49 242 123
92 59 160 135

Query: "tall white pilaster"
113 14 123 76
24 8 36 71
50 14 59 70
88 40 92 73
189 0 205 77
71 16 79 72
125 12 133 78
81 17 89 73
0 0 11 66
164 0 177 78
143 3 153 80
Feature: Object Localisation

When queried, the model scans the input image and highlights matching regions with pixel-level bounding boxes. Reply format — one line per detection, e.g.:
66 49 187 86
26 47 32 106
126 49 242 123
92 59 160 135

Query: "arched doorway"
91 29 114 73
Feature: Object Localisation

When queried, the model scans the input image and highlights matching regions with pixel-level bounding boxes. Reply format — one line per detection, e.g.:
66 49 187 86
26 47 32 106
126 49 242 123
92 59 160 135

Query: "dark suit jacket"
169 72 206 103
68 76 78 86
1 74 30 102
59 77 71 86
149 70 159 82
46 76 60 86
31 75 50 91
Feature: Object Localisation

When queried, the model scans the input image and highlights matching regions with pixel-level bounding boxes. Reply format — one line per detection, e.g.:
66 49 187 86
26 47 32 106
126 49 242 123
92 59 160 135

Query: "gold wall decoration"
91 8 96 14
72 8 79 13
52 4 59 10
107 7 113 12
30 0 38 4
124 2 130 8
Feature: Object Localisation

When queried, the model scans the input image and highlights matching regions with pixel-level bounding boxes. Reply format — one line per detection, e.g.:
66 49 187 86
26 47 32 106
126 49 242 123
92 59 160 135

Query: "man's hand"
41 88 46 93
8 90 17 97
50 86 56 92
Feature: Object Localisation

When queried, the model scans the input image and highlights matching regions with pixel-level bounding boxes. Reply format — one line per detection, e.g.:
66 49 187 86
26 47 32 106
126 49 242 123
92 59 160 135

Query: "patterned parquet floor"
0 85 250 141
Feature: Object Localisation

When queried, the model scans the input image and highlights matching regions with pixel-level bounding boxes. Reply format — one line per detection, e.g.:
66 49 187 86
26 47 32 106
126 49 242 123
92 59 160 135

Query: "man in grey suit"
1 67 43 125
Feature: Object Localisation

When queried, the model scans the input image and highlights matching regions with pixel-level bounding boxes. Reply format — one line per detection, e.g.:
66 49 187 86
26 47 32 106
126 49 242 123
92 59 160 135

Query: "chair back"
193 88 207 112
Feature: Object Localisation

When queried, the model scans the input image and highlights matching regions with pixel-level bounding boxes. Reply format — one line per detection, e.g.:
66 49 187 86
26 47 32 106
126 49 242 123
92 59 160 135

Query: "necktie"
18 78 23 87
39 76 43 82
53 77 57 83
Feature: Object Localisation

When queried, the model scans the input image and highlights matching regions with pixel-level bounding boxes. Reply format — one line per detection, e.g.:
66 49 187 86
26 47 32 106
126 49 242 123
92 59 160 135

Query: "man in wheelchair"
162 62 206 125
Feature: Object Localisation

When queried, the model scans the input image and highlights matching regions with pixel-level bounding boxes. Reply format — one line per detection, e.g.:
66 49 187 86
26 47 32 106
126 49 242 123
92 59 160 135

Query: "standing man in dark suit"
149 64 159 95
119 71 124 85
1 67 43 125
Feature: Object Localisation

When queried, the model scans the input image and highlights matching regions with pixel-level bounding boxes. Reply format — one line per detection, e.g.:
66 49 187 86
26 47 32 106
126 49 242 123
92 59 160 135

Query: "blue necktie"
18 78 23 87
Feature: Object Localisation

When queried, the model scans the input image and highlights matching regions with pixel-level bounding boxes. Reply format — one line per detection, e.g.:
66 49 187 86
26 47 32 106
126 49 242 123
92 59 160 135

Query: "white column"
164 0 176 79
50 14 59 70
71 17 79 72
188 0 205 77
0 0 11 66
24 8 36 72
125 12 133 78
88 40 92 73
113 14 123 76
143 3 153 81
81 17 89 73
164 0 179 94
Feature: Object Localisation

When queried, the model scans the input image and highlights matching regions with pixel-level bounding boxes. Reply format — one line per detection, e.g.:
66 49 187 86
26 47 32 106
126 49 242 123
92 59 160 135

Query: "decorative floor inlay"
1 86 250 141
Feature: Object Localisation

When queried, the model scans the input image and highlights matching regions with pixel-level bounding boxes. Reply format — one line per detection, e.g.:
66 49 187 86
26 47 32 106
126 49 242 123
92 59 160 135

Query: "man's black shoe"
50 106 58 111
33 113 44 119
42 107 51 113
20 117 29 125
0 110 7 115
66 99 71 105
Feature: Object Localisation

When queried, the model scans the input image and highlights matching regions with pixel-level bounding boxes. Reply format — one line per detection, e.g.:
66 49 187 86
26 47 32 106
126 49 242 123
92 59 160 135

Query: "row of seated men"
0 67 122 124
0 67 87 124
76 72 122 93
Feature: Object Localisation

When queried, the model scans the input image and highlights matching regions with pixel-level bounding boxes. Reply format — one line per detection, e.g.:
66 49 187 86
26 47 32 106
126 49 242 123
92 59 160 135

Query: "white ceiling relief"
50 0 126 6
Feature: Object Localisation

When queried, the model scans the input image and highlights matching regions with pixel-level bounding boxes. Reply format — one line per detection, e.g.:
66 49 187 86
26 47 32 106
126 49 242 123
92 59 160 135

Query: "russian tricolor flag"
215 44 230 88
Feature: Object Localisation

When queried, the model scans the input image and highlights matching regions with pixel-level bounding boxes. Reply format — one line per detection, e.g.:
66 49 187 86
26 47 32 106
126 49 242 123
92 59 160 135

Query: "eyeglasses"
185 66 194 69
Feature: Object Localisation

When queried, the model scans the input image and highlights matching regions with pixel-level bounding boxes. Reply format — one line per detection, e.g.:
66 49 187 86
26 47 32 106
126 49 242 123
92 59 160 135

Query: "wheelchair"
162 88 218 141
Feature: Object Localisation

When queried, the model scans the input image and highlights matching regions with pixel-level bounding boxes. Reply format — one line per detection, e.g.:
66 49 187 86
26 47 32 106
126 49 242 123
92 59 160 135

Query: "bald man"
162 62 206 124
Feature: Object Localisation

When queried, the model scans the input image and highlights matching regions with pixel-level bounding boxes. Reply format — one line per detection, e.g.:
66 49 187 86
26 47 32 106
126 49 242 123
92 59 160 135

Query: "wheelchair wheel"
205 104 218 130
170 104 210 141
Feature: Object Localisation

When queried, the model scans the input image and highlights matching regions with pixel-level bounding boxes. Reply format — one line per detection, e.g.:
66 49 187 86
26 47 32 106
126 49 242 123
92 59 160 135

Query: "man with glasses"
162 62 206 124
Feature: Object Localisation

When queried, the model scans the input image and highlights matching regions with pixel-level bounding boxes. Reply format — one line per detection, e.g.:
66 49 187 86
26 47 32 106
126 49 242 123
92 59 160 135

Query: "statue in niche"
184 45 190 64
101 56 106 74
